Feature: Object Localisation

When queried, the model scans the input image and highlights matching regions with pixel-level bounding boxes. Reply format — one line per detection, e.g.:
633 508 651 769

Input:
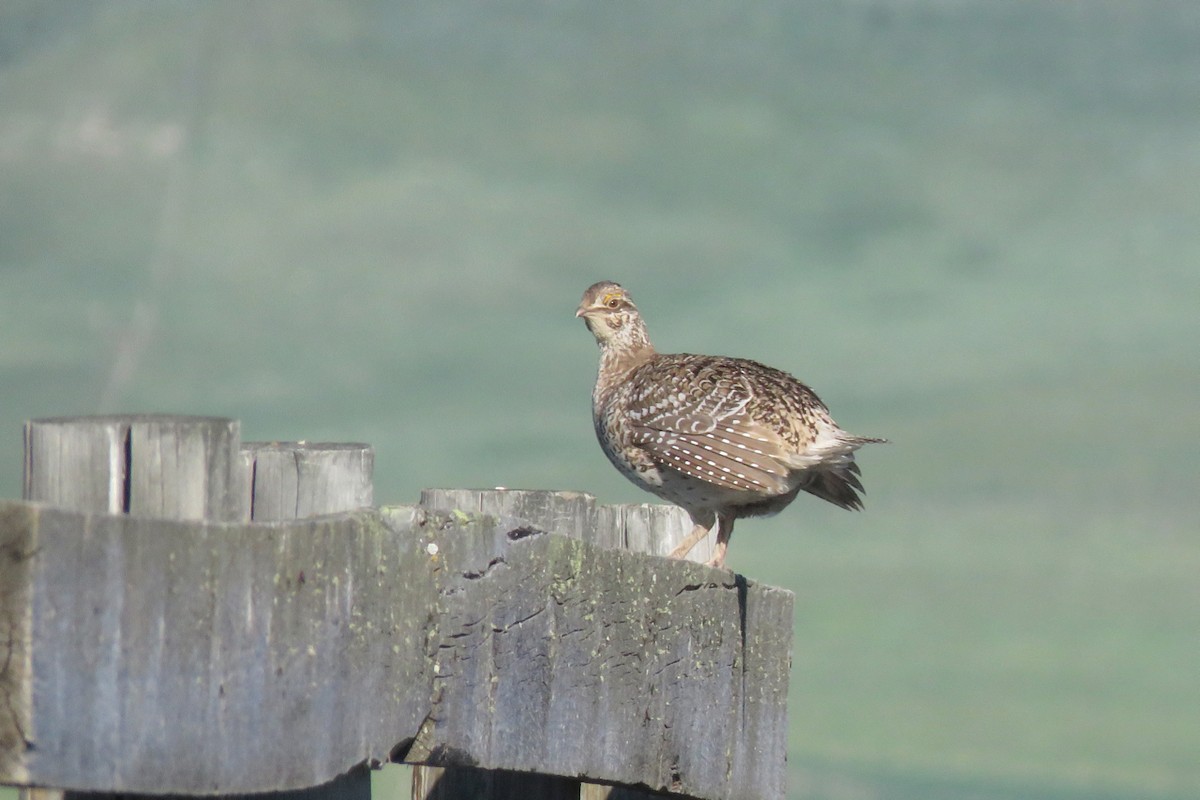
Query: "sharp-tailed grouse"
577 280 884 569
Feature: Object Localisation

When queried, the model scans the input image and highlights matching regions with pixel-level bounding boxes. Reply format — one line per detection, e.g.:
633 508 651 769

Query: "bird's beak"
575 303 591 319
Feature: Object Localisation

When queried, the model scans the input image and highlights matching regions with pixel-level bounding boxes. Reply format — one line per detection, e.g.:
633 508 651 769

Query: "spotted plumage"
577 280 885 569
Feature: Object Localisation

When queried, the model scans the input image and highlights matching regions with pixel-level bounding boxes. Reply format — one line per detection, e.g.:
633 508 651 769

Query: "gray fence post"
414 490 713 800
239 439 375 800
20 417 374 800
24 415 244 520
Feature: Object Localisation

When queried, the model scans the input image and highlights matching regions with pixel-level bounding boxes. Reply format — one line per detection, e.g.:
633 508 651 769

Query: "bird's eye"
606 296 620 309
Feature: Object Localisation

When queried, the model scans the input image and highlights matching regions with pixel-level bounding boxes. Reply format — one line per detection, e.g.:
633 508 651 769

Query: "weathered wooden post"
243 441 373 522
413 490 734 800
24 415 244 520
412 491 605 800
239 439 375 800
19 417 375 800
19 416 245 800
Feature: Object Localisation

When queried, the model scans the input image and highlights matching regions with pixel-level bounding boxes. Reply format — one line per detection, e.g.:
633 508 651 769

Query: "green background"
1 3 1197 799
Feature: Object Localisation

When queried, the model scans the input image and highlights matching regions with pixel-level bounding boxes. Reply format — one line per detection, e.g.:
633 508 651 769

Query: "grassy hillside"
1 3 1197 799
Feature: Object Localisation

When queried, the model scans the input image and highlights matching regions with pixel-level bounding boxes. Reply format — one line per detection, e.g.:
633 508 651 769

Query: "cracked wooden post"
243 441 373 522
583 500 708 800
412 490 591 800
414 489 700 800
413 490 761 800
239 439 375 800
18 417 374 800
24 415 245 521
19 415 245 800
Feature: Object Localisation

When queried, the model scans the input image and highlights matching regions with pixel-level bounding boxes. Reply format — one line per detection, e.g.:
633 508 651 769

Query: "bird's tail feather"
803 435 887 510
802 462 867 510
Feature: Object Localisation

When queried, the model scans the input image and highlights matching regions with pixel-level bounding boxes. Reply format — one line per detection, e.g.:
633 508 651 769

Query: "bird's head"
576 281 652 353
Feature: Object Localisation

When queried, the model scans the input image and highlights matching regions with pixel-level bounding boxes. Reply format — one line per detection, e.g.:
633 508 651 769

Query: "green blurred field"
1 3 1197 799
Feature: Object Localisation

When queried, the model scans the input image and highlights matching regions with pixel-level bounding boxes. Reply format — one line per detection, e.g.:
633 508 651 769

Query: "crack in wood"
1 613 29 751
461 556 506 580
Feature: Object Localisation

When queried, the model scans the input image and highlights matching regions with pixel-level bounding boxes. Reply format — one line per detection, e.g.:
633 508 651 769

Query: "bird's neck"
596 327 656 390
599 341 655 374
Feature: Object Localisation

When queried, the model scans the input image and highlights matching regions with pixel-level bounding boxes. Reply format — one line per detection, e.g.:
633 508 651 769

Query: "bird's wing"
625 360 794 494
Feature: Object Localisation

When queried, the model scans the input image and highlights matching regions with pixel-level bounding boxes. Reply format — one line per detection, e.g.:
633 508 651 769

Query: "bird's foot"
704 539 729 570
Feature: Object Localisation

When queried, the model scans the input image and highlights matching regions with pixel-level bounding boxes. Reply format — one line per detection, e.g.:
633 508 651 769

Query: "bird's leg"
669 510 715 560
669 523 712 560
704 512 736 569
